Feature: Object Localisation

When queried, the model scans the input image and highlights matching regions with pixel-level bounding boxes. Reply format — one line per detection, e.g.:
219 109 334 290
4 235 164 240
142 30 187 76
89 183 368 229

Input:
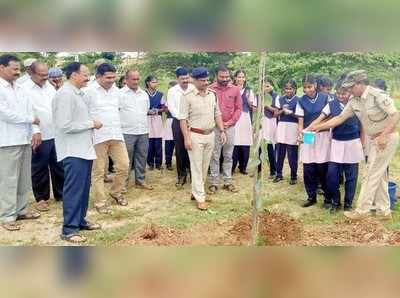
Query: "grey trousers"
208 126 235 186
0 145 31 223
123 134 149 185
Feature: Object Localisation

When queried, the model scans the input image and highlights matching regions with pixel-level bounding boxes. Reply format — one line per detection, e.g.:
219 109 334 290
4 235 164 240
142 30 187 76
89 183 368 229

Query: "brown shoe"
197 202 208 211
223 184 239 193
135 183 153 190
35 200 50 212
17 211 41 221
2 222 21 231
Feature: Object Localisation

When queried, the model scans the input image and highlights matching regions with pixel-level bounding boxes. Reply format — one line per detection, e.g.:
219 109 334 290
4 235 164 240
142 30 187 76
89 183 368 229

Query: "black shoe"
156 165 163 170
240 170 248 175
289 179 297 185
148 165 154 171
302 199 317 208
166 165 173 171
273 177 283 183
330 206 340 214
190 194 196 201
322 202 332 210
344 205 352 211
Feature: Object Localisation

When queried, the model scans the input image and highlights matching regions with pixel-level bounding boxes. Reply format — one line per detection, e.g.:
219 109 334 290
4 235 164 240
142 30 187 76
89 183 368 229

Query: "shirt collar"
193 87 210 96
93 80 114 93
361 85 370 100
176 83 194 94
26 78 48 90
66 81 84 96
211 82 235 90
122 86 144 95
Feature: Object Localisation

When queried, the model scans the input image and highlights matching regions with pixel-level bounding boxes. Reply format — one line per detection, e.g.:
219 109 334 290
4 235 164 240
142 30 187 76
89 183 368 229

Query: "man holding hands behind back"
180 67 226 211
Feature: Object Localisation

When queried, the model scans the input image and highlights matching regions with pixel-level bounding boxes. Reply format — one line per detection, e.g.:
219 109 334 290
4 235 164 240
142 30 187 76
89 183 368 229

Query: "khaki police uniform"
341 79 399 215
180 88 221 202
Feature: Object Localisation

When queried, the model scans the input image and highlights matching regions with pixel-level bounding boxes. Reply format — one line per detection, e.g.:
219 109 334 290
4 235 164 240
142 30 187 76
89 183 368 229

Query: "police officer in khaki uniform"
180 67 226 211
312 70 400 220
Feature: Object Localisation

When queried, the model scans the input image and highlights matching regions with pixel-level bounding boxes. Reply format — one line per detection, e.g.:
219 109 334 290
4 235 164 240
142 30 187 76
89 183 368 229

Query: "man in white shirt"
167 67 194 188
16 58 37 85
53 62 103 243
85 63 129 215
120 70 153 190
22 62 65 212
0 54 41 231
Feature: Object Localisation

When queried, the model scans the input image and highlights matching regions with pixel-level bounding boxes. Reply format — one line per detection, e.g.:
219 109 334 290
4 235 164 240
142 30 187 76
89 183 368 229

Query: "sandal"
2 222 21 231
35 201 50 212
80 221 102 231
223 184 239 193
197 202 208 211
208 185 218 194
60 234 87 244
95 205 113 215
111 194 128 206
17 211 41 221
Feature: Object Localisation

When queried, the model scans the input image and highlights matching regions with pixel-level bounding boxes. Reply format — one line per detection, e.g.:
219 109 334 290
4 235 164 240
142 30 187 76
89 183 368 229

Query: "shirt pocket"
365 105 387 123
224 96 235 109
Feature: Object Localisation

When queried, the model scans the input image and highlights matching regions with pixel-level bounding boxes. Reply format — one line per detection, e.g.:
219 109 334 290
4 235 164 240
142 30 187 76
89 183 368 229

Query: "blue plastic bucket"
303 131 316 145
389 181 397 210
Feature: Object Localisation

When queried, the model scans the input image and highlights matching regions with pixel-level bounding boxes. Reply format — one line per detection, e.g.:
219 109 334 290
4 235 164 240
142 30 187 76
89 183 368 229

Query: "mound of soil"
229 212 303 245
301 218 394 246
119 224 189 246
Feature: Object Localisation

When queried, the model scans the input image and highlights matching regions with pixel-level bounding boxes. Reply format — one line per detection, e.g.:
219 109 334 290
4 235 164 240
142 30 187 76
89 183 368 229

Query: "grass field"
1 139 399 246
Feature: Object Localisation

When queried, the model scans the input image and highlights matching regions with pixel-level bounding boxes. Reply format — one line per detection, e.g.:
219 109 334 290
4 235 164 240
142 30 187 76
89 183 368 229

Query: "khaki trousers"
92 140 129 207
356 132 399 215
187 131 215 202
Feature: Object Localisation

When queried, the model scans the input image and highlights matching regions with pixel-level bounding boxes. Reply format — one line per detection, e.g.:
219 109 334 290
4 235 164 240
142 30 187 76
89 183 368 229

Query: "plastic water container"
388 181 397 210
303 131 316 145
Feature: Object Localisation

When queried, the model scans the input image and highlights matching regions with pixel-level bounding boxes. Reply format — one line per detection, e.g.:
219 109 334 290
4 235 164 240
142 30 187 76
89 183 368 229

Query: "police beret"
342 70 368 88
48 67 63 78
191 67 209 79
175 67 188 77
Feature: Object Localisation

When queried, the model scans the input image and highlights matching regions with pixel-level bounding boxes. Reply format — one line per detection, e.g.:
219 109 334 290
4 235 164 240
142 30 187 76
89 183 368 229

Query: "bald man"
22 62 65 212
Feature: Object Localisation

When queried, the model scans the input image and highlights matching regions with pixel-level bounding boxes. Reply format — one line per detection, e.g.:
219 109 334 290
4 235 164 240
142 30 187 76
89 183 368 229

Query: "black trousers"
303 162 329 202
31 139 64 202
232 145 250 173
267 143 277 176
165 140 175 166
326 162 358 208
172 118 190 179
147 138 163 167
275 143 298 179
